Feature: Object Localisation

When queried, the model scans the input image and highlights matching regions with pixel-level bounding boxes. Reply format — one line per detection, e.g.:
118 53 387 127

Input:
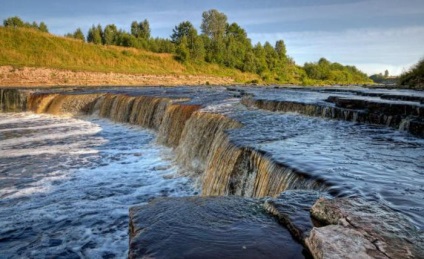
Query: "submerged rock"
129 196 305 259
306 198 424 259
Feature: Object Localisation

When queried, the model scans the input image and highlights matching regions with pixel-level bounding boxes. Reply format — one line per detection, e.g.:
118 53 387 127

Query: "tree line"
3 16 48 33
2 12 371 84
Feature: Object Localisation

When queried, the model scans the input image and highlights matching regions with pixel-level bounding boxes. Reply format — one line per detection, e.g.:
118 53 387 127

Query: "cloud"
228 0 424 27
250 26 424 75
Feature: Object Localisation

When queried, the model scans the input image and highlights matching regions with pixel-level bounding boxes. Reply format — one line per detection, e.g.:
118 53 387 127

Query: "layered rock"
242 94 424 137
306 198 424 259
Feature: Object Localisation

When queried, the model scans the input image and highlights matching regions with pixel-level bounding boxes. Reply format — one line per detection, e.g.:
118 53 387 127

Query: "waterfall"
0 89 27 112
1 89 328 198
157 104 201 147
242 97 423 137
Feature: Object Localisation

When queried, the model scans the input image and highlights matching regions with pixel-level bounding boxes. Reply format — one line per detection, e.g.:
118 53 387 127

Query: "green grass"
0 27 259 83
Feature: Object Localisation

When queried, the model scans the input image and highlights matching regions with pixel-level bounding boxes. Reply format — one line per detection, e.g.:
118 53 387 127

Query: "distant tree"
116 31 137 47
66 28 85 41
73 28 85 41
175 36 190 62
384 69 389 78
275 40 287 60
38 22 48 33
171 21 195 44
263 41 278 70
201 9 227 41
243 51 258 73
226 23 249 43
3 16 49 33
224 23 250 69
139 19 150 39
131 20 150 39
3 16 25 28
103 24 118 45
130 21 139 37
87 25 102 44
253 43 268 74
191 36 205 61
172 21 205 62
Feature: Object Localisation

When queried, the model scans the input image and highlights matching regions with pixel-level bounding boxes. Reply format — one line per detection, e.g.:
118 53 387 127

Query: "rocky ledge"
129 194 423 258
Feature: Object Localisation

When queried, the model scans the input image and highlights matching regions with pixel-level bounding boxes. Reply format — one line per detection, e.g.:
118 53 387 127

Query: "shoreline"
0 65 235 87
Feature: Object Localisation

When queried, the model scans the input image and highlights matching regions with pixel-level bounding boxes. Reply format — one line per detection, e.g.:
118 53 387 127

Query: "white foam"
201 98 240 113
0 113 196 258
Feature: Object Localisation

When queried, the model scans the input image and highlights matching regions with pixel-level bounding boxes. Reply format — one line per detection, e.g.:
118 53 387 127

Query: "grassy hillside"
0 27 258 83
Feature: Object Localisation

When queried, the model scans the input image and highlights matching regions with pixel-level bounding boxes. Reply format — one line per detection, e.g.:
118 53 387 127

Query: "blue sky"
2 0 424 75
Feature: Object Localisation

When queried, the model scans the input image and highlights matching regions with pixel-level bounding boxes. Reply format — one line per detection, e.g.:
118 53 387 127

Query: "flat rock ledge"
129 194 423 259
306 198 424 259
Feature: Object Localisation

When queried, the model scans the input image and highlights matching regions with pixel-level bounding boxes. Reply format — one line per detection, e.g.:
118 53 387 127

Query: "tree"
176 36 190 62
243 51 258 73
103 24 118 45
201 9 227 41
171 21 195 44
191 36 205 61
131 21 139 37
38 22 48 33
275 40 287 60
263 41 278 70
131 20 150 39
384 69 389 78
253 43 268 74
73 28 85 41
65 28 85 42
3 16 24 28
87 25 102 44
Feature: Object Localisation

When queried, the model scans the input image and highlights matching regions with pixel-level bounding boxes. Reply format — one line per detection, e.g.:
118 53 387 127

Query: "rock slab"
306 198 424 259
129 196 305 259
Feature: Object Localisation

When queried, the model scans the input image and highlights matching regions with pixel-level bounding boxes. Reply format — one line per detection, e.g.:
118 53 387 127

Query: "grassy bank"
0 27 258 83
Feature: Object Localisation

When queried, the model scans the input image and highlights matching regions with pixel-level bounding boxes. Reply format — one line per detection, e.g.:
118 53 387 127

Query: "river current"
0 113 195 258
0 86 423 258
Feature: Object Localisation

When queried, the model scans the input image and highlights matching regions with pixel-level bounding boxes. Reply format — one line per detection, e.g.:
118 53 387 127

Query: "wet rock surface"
129 196 306 259
307 198 424 259
240 86 424 137
263 190 325 243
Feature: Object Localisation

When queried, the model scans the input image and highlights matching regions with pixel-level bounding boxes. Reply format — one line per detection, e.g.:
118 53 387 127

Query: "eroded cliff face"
3 89 326 198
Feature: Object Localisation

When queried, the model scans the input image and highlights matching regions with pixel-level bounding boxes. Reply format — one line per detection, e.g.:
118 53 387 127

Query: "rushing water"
1 86 423 258
0 113 195 258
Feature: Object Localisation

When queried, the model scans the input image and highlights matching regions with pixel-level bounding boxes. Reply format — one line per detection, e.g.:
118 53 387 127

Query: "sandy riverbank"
0 66 235 87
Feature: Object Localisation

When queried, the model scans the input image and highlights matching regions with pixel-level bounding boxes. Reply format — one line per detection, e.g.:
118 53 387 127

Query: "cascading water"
1 86 424 257
0 113 195 258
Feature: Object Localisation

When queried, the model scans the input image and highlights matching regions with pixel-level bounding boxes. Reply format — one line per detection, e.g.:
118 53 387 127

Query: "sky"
1 0 424 76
